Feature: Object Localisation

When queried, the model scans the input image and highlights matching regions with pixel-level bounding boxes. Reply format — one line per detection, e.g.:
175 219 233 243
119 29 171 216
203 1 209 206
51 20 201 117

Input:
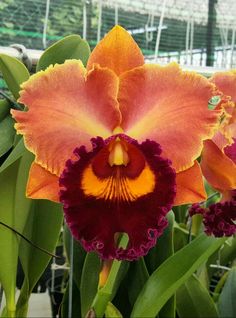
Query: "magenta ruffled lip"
189 194 236 237
59 135 176 260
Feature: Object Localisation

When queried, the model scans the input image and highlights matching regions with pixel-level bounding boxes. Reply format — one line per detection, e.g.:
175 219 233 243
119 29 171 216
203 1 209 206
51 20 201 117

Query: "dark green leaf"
131 234 225 318
61 278 81 318
0 99 10 120
0 54 30 99
146 211 175 273
218 267 236 318
176 274 219 318
36 35 91 71
127 258 149 306
80 252 101 317
63 224 86 289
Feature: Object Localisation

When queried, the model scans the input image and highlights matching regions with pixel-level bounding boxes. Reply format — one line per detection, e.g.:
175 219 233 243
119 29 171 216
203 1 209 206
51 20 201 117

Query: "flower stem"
91 233 129 317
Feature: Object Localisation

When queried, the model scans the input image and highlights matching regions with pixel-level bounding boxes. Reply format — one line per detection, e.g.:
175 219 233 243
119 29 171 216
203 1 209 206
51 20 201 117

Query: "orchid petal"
174 161 206 205
87 25 144 76
27 162 59 202
201 140 236 191
11 60 120 176
210 70 236 103
118 63 221 172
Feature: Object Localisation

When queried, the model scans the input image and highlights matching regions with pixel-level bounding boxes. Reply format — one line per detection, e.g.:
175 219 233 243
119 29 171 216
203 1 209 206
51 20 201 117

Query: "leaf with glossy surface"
176 274 219 318
218 267 236 318
36 35 91 71
131 234 226 318
0 54 30 99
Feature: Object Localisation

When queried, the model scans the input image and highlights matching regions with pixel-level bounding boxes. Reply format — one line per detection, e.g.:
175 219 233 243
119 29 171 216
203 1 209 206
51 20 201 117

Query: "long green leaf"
16 201 63 316
61 278 81 318
0 161 20 316
63 224 86 289
218 267 236 318
36 35 90 71
176 274 219 318
131 234 226 318
0 150 33 317
80 252 101 317
0 54 30 99
127 258 149 306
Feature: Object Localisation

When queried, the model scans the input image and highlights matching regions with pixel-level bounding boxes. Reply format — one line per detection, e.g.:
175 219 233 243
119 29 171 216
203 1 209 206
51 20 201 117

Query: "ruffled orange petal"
118 63 221 172
201 140 236 191
27 162 60 202
11 60 120 176
174 161 206 206
210 70 236 103
87 25 144 76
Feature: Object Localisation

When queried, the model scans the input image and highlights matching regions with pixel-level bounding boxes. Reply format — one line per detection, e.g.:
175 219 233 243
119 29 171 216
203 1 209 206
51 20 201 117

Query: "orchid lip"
59 134 176 260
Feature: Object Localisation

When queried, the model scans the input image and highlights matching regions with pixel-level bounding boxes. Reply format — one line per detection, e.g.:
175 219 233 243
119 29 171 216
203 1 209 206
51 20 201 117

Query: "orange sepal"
11 60 120 176
27 162 60 202
87 25 144 76
201 140 236 191
119 63 221 172
174 161 206 205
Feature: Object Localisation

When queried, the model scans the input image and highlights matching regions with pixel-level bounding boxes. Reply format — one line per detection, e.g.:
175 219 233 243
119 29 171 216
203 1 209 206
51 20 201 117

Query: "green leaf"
0 54 30 99
127 258 149 306
80 252 101 317
145 211 176 318
16 201 63 316
207 236 236 280
63 224 86 289
131 234 226 318
0 99 10 120
0 150 34 316
36 35 91 71
0 138 26 172
0 160 20 316
0 99 16 157
0 115 15 157
105 302 123 318
146 211 175 273
176 274 219 318
218 267 236 318
61 278 81 318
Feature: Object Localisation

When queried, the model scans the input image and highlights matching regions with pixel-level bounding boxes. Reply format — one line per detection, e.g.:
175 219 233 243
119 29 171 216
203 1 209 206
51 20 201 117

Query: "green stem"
92 234 129 317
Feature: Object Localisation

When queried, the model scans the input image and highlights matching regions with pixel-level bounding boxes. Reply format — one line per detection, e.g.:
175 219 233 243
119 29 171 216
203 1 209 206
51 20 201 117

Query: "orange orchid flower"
192 71 236 237
11 26 221 259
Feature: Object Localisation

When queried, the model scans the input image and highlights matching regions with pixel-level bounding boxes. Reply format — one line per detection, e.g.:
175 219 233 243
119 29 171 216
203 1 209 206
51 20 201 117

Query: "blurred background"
0 0 236 69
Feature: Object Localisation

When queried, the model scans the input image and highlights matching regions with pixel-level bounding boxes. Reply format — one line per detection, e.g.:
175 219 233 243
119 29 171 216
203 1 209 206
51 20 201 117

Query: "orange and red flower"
193 71 236 237
11 26 221 259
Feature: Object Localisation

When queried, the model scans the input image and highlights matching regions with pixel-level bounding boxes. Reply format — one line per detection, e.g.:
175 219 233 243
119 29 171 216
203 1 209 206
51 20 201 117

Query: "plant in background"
0 26 235 318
